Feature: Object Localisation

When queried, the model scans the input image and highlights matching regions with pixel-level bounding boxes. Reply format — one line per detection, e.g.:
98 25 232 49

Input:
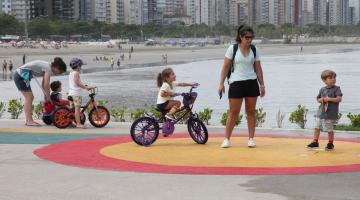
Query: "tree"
28 17 53 38
0 14 21 35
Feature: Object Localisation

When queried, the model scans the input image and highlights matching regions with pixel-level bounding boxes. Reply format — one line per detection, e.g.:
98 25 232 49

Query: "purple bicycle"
130 86 208 146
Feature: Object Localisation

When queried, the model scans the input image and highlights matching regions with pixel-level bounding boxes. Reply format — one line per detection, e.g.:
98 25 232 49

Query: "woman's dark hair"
50 80 61 92
235 25 254 43
51 57 67 73
156 67 174 87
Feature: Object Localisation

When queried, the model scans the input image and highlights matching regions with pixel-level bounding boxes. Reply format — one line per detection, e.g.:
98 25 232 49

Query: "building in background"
124 0 148 25
1 0 12 14
313 0 328 25
194 0 217 26
229 0 248 26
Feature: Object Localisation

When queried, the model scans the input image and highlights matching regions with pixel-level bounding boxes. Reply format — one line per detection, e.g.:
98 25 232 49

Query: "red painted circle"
34 134 360 175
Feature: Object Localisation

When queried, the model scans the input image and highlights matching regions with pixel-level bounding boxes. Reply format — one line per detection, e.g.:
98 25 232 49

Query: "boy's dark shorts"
14 72 31 92
228 79 259 99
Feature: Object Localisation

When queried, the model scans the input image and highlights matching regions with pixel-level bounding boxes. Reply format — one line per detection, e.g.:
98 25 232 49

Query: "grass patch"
334 124 360 131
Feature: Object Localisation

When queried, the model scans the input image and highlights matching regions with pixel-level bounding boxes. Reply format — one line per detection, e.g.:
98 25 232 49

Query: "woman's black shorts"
228 79 259 99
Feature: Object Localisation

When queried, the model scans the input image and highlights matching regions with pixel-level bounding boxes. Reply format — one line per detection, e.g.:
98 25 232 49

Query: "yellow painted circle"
101 137 360 168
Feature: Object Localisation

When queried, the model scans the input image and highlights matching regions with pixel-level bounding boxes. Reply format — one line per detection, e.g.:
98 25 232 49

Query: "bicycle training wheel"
130 117 159 146
187 118 208 144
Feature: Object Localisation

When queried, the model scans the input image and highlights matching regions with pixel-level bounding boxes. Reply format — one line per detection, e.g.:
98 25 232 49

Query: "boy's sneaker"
307 141 319 149
248 138 256 148
325 143 334 151
220 138 230 148
165 114 176 121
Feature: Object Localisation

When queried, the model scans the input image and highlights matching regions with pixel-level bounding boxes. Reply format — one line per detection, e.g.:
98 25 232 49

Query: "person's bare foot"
25 121 41 126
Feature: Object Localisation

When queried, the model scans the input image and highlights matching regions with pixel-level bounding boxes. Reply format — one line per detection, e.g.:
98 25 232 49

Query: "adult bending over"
218 25 265 148
14 58 67 126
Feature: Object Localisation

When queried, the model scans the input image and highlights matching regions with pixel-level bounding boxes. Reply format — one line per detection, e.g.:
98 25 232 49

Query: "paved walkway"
1 119 360 200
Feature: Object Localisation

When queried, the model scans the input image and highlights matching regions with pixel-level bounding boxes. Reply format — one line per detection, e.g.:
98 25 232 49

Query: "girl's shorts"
157 101 169 112
14 72 31 92
228 79 260 99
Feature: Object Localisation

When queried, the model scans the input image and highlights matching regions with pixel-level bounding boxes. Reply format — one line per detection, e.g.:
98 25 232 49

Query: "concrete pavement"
0 119 360 200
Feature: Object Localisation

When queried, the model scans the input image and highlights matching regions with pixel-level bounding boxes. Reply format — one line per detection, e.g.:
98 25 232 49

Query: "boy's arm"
74 72 88 90
324 96 342 103
58 93 62 101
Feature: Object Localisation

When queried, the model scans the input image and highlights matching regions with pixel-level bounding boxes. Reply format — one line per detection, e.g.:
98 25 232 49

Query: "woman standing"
218 25 265 148
13 58 67 126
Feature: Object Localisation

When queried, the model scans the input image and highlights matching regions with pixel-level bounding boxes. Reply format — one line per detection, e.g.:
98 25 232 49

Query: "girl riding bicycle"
68 58 94 128
156 67 196 120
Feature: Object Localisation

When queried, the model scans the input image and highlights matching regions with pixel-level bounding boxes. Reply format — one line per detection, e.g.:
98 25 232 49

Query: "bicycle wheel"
187 118 208 144
130 117 159 146
52 107 72 129
42 115 52 125
88 106 110 128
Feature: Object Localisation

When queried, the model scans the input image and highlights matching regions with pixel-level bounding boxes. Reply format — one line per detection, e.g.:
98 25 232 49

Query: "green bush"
111 106 128 122
32 103 42 119
130 108 146 121
150 105 162 119
0 102 5 118
255 107 266 127
347 112 360 127
197 108 213 125
7 99 24 119
334 124 360 131
289 105 308 129
220 110 243 126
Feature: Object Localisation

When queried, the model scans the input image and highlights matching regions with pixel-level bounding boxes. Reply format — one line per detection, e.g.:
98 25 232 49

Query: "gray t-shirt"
17 60 52 77
316 85 343 120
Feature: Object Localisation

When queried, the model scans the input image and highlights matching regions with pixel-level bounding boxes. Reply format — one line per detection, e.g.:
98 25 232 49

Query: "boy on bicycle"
68 58 94 128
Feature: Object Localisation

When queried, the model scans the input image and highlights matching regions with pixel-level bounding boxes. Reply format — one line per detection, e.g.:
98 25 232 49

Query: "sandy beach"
1 43 359 126
1 43 359 73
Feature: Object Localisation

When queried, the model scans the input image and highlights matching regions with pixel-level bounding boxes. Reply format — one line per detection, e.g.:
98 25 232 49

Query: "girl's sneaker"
325 143 334 151
220 138 230 148
307 141 319 149
248 138 256 148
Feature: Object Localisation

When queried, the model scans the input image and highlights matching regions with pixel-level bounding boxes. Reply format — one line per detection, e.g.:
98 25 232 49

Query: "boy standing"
68 58 94 128
307 70 343 151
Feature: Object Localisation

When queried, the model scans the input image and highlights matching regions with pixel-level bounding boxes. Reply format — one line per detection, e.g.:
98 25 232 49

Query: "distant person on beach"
2 60 7 74
218 25 265 148
121 54 125 61
161 55 164 64
307 70 342 151
156 67 197 121
22 54 26 64
131 46 134 53
13 58 67 126
164 54 168 65
110 57 115 70
300 46 303 52
8 60 13 73
129 51 132 60
68 58 94 129
117 58 121 68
